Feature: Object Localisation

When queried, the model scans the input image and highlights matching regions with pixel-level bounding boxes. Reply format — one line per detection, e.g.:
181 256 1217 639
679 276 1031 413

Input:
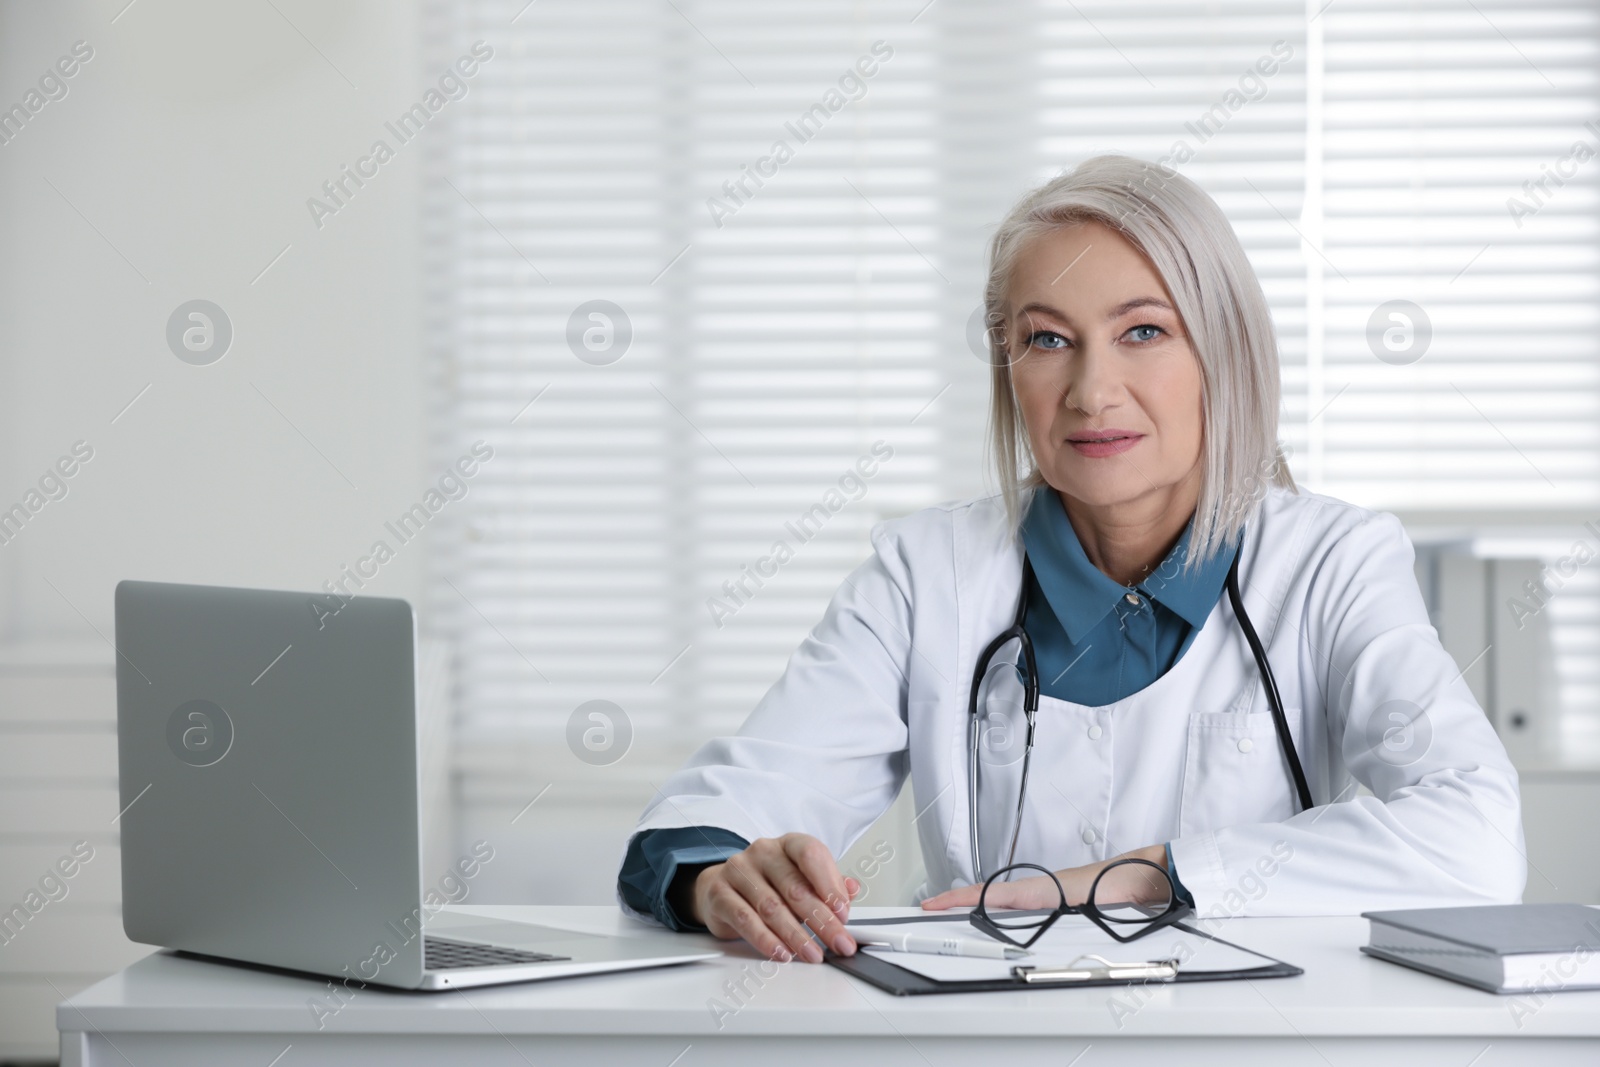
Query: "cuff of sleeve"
656 844 745 931
1164 841 1195 908
1165 833 1226 914
617 826 750 931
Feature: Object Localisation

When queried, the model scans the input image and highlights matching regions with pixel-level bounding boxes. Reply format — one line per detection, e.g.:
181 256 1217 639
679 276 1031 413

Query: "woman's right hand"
691 833 860 963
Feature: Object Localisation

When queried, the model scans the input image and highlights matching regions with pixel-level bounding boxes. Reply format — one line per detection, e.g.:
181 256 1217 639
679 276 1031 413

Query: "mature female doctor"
617 154 1526 965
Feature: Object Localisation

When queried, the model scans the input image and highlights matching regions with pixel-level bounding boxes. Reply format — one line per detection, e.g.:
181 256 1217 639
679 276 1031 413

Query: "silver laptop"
113 579 719 990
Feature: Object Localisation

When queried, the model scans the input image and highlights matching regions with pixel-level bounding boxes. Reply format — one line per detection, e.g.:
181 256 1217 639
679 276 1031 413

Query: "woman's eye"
1027 330 1069 350
1126 324 1164 343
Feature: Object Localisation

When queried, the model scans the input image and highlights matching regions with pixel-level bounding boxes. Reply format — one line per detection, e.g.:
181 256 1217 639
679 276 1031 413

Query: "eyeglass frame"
967 858 1193 948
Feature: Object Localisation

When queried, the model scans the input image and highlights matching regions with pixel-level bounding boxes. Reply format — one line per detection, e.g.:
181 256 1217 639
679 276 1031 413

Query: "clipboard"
826 914 1302 995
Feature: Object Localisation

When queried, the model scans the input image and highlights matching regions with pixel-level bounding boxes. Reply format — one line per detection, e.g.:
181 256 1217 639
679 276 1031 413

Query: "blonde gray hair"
983 154 1294 567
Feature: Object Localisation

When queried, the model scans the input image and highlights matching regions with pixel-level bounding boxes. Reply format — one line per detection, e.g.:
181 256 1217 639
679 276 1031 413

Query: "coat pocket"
1179 710 1300 838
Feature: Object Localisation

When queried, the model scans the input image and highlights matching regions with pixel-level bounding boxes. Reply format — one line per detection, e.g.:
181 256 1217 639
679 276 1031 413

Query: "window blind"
1315 0 1600 505
424 0 1597 753
1315 0 1600 753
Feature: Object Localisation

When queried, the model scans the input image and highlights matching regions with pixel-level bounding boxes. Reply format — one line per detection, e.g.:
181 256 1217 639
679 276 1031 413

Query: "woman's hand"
691 833 861 964
920 843 1171 912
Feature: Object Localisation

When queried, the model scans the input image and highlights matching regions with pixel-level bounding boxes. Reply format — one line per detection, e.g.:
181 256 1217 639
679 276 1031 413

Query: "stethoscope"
966 535 1314 883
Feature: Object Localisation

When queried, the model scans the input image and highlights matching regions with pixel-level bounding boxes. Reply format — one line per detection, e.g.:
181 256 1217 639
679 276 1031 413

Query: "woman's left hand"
919 843 1171 911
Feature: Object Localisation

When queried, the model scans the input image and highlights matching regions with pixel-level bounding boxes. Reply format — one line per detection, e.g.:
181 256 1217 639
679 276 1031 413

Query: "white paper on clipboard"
857 914 1270 983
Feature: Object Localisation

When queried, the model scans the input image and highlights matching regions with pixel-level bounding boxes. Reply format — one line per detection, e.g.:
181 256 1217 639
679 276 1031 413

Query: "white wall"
0 2 427 1058
0 1 429 633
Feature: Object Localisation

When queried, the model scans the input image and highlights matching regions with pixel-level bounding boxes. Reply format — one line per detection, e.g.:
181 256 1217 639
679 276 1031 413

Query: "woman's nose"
1062 344 1121 416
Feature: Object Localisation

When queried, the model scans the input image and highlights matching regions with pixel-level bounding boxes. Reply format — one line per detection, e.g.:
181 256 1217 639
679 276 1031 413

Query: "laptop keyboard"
425 936 571 970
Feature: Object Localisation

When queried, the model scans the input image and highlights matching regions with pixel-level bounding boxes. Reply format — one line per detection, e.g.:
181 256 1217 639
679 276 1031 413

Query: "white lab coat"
623 486 1526 919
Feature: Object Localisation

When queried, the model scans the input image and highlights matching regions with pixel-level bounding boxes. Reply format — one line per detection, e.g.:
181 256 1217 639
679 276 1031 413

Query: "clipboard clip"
1011 952 1181 984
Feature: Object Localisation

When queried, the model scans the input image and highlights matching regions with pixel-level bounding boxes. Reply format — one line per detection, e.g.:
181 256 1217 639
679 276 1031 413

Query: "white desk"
58 905 1600 1065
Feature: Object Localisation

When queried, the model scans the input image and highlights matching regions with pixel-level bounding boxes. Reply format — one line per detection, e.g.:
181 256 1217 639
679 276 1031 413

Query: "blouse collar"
1019 485 1236 643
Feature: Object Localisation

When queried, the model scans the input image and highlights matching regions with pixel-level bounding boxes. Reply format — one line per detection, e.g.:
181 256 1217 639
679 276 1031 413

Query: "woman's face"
1004 220 1205 514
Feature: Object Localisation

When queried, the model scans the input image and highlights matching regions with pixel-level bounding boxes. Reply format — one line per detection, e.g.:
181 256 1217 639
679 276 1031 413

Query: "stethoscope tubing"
966 558 1039 887
1224 547 1314 812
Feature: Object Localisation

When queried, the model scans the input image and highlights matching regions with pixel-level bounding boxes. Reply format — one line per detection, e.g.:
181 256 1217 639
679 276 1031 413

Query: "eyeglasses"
968 859 1192 948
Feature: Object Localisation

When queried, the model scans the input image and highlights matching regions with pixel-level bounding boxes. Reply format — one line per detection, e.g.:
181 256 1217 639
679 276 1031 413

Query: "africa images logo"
166 299 233 366
166 699 234 767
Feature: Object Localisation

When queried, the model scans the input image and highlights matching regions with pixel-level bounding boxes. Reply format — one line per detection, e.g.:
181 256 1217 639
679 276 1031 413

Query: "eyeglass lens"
1086 857 1176 922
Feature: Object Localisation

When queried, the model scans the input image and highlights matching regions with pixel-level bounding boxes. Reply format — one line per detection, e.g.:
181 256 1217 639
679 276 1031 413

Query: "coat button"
1081 828 1097 845
1238 738 1254 753
1087 725 1102 740
1124 592 1141 606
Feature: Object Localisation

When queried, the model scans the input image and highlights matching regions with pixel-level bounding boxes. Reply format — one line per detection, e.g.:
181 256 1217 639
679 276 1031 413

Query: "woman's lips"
1066 431 1144 458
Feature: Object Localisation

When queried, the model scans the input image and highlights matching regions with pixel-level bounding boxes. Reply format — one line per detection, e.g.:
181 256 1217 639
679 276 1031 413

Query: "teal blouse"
1019 485 1237 704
